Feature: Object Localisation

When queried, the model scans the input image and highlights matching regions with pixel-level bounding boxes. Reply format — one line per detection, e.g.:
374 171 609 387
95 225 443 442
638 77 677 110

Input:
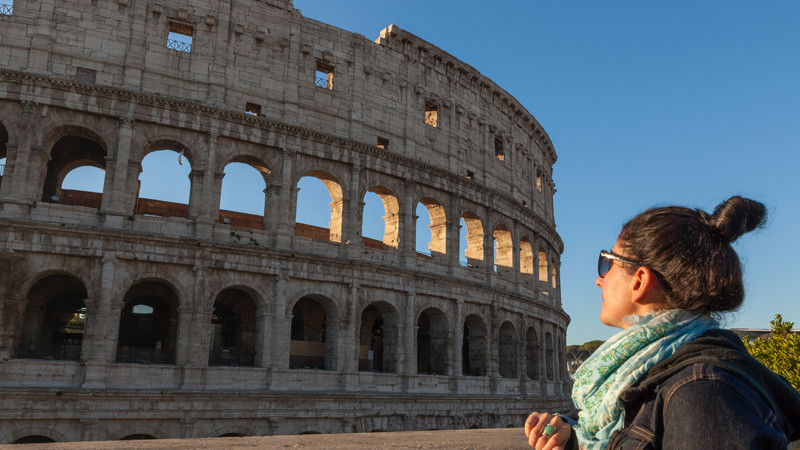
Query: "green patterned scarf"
571 309 716 449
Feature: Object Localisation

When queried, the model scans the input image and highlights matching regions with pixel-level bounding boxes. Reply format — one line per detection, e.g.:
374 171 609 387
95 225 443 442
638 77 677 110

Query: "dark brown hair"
618 196 766 315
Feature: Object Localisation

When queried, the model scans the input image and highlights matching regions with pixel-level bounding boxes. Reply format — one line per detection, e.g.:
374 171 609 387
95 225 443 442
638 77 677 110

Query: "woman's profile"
525 196 800 449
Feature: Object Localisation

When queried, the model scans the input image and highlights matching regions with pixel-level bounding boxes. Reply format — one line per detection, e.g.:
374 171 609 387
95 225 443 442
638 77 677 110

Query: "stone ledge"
6 428 530 449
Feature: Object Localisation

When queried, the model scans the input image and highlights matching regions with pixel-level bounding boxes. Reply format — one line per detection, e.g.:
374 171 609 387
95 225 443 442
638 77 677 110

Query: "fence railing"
315 76 333 90
0 4 12 15
167 38 191 53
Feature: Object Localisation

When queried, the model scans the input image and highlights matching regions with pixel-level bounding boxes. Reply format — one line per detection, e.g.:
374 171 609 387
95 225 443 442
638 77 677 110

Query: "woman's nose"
595 276 603 288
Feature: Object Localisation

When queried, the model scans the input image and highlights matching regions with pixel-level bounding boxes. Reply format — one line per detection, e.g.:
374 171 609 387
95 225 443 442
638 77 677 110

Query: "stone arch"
545 331 554 381
40 125 108 207
107 425 167 440
461 212 484 267
210 425 253 438
295 170 344 243
116 280 181 365
498 321 518 378
362 185 400 250
358 301 400 373
135 140 196 219
551 257 559 289
519 236 534 283
416 307 449 375
538 247 549 287
7 426 67 444
416 196 447 257
493 223 513 277
219 155 272 229
15 273 88 361
462 314 487 376
209 287 258 367
525 326 540 380
289 294 340 370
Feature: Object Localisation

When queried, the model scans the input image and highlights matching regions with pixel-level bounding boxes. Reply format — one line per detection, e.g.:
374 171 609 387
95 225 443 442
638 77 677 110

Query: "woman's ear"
630 266 665 309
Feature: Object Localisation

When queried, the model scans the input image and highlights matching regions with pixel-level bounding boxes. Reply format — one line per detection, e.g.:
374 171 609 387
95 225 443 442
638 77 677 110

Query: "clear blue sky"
60 1 800 346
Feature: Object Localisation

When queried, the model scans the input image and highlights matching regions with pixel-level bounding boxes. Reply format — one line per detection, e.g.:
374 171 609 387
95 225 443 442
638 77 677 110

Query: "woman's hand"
524 412 571 450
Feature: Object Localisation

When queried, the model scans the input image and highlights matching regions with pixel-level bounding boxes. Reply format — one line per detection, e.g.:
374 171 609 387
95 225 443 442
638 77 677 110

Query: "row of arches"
12 273 564 381
0 119 560 289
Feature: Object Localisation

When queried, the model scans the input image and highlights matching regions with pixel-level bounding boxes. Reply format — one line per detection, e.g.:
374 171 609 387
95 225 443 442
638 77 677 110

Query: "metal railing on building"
167 38 191 53
0 4 12 15
315 76 333 90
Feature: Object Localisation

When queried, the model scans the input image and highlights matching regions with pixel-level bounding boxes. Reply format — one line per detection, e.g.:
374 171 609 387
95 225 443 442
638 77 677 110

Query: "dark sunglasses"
598 250 640 278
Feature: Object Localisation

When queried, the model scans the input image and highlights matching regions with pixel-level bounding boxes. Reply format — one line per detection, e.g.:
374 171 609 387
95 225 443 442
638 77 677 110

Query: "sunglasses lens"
598 254 611 277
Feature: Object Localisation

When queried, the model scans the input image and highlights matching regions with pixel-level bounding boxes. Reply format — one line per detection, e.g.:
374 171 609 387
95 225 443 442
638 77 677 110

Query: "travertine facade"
0 0 569 443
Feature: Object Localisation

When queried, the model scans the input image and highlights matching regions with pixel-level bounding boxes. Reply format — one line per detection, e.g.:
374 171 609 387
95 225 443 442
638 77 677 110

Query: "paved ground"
5 428 532 449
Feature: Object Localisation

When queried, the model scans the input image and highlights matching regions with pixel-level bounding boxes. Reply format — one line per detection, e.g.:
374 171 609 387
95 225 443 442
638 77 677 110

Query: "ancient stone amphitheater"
0 0 569 444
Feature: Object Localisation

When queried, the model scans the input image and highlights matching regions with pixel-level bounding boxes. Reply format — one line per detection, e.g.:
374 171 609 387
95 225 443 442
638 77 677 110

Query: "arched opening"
42 134 106 208
358 302 399 373
290 296 337 370
219 160 269 230
120 434 156 440
538 248 549 295
136 148 192 218
116 281 179 364
498 321 517 379
545 331 554 381
493 224 513 277
295 172 343 243
551 258 558 289
461 213 484 268
13 435 56 444
525 327 539 380
209 288 257 367
362 186 399 250
417 307 449 375
416 197 446 257
520 237 534 283
16 275 87 361
462 315 487 376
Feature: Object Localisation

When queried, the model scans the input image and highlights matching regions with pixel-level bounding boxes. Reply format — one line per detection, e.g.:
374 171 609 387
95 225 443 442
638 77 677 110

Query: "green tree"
743 314 800 392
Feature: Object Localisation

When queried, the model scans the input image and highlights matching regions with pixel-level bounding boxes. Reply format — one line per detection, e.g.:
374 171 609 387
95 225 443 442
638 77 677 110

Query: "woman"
525 196 800 449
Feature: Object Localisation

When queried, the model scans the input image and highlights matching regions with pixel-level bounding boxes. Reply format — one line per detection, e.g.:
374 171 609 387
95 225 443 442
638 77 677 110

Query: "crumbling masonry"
0 0 569 443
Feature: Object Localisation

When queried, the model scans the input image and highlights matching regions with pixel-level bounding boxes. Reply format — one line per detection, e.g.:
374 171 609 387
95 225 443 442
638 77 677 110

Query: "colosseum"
0 0 569 443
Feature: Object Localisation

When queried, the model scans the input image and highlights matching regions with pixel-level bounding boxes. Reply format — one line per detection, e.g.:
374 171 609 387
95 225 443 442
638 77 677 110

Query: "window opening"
462 315 487 376
536 173 542 192
526 328 539 380
498 322 517 378
466 170 474 180
290 297 332 370
493 225 513 276
137 149 191 219
315 62 334 90
116 282 179 365
377 137 389 149
416 198 446 258
494 136 504 161
220 161 268 230
545 332 554 381
461 213 484 268
209 289 257 367
424 100 438 128
417 308 448 375
0 0 12 15
245 102 261 116
167 21 193 53
295 173 343 243
43 134 106 208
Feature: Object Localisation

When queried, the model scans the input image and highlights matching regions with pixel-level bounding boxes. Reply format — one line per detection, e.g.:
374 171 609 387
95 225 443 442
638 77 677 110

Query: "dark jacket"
565 329 800 449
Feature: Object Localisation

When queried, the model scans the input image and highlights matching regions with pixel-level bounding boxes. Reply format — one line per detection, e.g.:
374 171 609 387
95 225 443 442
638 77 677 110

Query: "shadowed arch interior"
41 134 107 207
498 321 517 379
417 307 449 375
462 314 487 376
209 288 257 367
116 281 179 365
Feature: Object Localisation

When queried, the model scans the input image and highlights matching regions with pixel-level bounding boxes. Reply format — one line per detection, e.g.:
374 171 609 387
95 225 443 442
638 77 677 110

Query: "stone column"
453 299 464 377
446 194 461 272
83 254 124 388
194 133 219 239
400 178 416 267
402 290 416 390
341 282 359 390
255 307 273 368
272 150 294 248
0 294 26 360
484 209 495 284
512 221 521 287
270 274 289 370
341 162 361 258
101 117 134 227
6 101 43 208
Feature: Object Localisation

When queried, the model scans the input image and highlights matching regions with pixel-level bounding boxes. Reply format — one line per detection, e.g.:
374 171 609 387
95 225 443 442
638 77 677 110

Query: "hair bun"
708 196 766 242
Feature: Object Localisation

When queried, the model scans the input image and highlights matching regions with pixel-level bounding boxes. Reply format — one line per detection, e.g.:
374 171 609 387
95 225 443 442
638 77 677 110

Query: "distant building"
0 0 569 444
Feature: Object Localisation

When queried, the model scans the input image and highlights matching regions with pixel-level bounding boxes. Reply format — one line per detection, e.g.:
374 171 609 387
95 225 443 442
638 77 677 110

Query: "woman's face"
595 240 638 329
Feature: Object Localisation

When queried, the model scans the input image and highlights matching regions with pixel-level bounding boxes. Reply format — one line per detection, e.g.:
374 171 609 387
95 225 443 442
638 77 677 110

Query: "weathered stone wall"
0 0 568 444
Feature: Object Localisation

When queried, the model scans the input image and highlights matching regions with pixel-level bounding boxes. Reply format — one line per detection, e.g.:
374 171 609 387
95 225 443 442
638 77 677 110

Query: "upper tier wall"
0 0 557 225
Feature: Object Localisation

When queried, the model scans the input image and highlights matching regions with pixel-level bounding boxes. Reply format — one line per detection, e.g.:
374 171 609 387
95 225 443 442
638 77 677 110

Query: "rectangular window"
536 174 542 192
424 100 438 128
245 102 261 116
75 67 97 84
167 21 193 53
0 0 12 15
377 137 389 149
494 136 504 161
315 62 333 90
